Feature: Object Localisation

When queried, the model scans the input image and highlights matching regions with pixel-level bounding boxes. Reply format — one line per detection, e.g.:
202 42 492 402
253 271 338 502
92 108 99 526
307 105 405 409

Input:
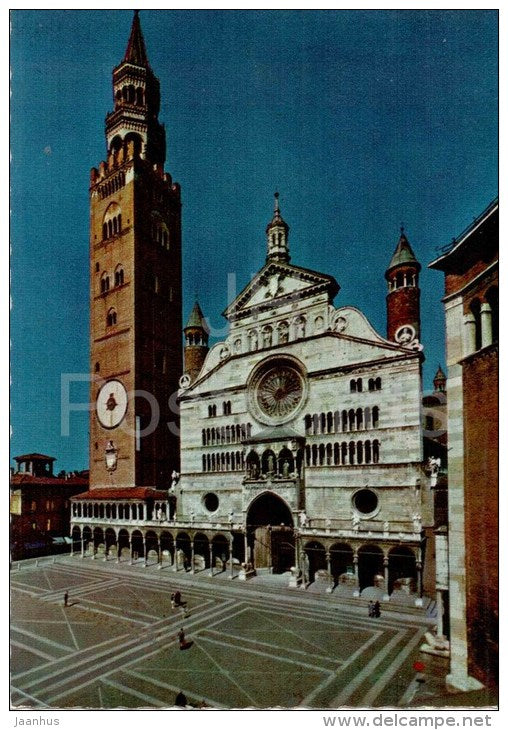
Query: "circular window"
353 489 378 516
248 356 307 425
203 493 219 513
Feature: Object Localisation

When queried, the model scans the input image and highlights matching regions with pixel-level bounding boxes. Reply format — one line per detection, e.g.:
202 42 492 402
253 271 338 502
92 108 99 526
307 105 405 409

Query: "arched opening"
211 534 229 571
131 530 144 561
143 531 157 564
160 531 174 566
358 544 384 592
105 527 116 559
261 449 277 476
71 526 81 552
176 532 191 570
246 492 294 573
304 540 326 583
388 546 417 595
246 450 260 479
82 526 92 555
486 286 498 344
330 542 354 586
118 528 130 561
193 532 209 571
278 447 294 477
470 298 482 351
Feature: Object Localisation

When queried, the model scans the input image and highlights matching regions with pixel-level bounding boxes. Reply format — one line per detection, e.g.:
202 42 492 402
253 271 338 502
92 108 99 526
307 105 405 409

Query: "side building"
429 198 498 691
10 454 88 560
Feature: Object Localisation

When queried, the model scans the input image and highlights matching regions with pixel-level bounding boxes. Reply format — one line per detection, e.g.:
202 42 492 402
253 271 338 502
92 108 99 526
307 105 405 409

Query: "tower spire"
124 10 149 67
266 192 290 264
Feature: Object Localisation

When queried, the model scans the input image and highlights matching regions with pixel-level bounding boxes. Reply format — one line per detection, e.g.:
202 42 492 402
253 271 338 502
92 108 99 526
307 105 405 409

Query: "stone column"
143 536 147 567
80 530 85 559
415 561 423 607
209 543 214 577
353 551 359 597
463 313 477 356
116 539 120 563
190 540 195 575
157 538 162 570
139 503 145 521
383 557 390 601
244 532 249 565
229 536 234 579
481 302 492 348
325 550 333 593
129 536 133 566
436 589 444 638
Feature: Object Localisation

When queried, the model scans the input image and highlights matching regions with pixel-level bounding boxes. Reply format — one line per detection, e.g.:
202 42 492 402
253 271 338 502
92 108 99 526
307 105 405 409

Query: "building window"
100 273 110 294
106 308 117 327
114 266 124 287
470 298 482 351
223 401 232 416
353 488 378 515
486 286 498 344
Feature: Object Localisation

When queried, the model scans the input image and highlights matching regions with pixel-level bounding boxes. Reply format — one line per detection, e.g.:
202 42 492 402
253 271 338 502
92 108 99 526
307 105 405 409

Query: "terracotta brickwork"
386 284 421 342
462 346 498 685
89 14 182 491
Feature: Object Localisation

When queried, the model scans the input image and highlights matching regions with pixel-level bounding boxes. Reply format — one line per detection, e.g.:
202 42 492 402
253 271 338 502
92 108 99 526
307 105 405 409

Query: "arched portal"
176 532 191 570
246 492 294 573
358 544 384 592
211 534 229 571
304 540 326 583
131 530 144 561
388 545 417 594
118 528 130 561
193 532 209 571
82 526 92 555
330 542 354 586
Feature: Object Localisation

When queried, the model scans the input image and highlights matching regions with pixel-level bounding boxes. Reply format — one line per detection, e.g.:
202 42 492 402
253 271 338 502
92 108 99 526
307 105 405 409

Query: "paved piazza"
11 557 436 709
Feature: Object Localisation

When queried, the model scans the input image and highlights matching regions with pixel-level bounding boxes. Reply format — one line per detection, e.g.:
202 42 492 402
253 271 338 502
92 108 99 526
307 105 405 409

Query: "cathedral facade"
178 197 433 600
71 12 434 604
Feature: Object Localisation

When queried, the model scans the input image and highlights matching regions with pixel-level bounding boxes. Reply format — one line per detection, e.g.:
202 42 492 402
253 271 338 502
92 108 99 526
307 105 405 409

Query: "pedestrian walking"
178 627 186 648
174 590 181 607
171 592 176 609
374 600 381 617
64 591 69 607
368 600 374 617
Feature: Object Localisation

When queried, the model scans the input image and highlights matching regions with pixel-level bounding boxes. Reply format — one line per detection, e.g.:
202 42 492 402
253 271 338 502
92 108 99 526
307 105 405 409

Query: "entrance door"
246 492 294 574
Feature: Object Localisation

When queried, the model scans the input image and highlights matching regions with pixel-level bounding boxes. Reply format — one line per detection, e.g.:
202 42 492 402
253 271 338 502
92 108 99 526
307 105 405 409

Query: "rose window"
256 367 304 418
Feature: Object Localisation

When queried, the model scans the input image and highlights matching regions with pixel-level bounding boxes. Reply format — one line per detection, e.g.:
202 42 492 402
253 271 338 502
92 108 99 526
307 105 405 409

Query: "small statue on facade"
299 511 307 528
352 513 360 530
170 470 180 491
282 460 290 478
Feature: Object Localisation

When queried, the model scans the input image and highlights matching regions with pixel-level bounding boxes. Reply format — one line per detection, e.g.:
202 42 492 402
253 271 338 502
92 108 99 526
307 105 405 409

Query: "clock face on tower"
96 379 128 429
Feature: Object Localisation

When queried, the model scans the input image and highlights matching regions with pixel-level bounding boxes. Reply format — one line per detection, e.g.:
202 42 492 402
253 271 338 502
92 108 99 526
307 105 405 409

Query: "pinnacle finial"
400 222 405 234
274 191 280 214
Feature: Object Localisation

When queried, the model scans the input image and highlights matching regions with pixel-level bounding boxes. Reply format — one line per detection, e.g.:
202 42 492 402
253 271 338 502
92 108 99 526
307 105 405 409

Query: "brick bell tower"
385 227 421 342
183 301 209 384
89 11 182 490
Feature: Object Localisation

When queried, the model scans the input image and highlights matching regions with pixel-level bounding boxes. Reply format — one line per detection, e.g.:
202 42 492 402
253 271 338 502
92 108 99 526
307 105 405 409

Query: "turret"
184 301 209 383
385 227 421 342
266 192 290 264
433 365 447 393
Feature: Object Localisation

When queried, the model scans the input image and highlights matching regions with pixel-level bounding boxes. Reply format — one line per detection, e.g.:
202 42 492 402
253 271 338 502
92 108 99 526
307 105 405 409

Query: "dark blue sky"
10 10 498 472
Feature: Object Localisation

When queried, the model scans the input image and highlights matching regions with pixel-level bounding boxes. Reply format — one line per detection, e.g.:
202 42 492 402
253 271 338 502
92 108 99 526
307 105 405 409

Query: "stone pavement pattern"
11 557 439 709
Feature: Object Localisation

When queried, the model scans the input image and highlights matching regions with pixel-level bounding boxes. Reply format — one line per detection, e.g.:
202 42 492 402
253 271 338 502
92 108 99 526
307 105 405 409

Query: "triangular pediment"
223 262 339 320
